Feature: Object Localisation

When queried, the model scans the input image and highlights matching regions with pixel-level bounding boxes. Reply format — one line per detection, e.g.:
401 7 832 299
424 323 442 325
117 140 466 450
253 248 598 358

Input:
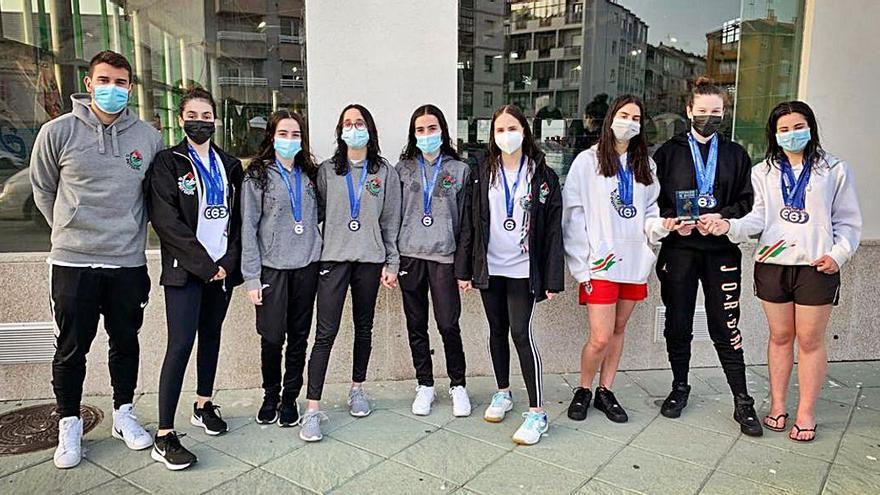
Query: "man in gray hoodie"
30 51 164 469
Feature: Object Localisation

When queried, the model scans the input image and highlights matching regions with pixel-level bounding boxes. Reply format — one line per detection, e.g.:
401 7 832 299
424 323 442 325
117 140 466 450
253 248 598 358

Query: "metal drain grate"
653 305 712 342
0 404 103 455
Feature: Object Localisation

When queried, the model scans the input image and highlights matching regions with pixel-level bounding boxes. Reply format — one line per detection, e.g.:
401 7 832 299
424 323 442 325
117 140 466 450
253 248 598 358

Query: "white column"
304 0 458 160
800 0 878 238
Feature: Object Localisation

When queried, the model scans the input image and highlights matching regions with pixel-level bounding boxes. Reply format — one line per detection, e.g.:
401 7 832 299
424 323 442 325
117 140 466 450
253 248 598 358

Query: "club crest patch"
441 174 456 190
178 172 197 195
126 150 144 170
367 177 382 196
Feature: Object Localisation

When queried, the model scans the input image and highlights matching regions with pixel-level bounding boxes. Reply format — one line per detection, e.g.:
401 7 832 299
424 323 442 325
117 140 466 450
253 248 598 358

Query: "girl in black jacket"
455 104 564 446
147 88 243 470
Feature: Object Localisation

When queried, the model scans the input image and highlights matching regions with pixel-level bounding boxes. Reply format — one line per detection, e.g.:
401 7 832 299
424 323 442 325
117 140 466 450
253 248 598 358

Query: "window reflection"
457 0 805 182
0 0 306 252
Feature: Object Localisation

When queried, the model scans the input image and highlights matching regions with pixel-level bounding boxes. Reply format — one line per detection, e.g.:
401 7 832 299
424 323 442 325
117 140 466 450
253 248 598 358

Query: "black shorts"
753 263 841 306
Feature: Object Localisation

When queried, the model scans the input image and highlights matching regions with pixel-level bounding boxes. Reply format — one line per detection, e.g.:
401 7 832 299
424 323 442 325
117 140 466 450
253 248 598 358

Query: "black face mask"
691 114 723 138
184 120 215 145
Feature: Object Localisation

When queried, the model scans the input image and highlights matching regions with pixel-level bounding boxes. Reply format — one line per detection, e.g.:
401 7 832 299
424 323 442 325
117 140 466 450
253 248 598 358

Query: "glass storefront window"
0 0 307 252
457 0 806 181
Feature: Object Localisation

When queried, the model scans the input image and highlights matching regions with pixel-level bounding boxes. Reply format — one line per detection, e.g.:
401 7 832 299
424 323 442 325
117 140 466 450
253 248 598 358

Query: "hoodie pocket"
58 205 141 256
590 239 656 283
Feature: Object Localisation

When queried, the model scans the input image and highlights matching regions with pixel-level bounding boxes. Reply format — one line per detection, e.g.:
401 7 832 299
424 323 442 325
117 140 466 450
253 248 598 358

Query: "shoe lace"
119 409 146 436
572 387 589 403
736 401 757 420
163 432 186 453
348 387 367 406
449 386 467 400
302 411 328 428
490 392 510 409
600 389 621 408
667 388 688 404
202 403 223 420
521 412 546 431
415 386 433 401
58 420 78 451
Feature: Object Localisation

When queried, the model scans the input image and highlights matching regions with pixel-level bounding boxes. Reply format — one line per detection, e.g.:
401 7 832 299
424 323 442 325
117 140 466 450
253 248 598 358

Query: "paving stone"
699 471 793 495
124 444 251 494
463 451 587 494
328 410 437 457
0 459 113 493
334 460 457 494
717 439 830 494
822 464 880 494
630 417 735 467
514 424 625 475
392 429 507 484
84 478 149 495
593 446 710 495
205 467 309 494
847 406 880 440
206 419 305 466
574 479 644 494
826 361 880 388
833 432 880 472
262 436 382 493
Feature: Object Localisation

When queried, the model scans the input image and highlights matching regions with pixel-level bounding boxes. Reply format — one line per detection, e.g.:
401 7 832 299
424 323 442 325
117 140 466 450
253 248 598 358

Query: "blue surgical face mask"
274 137 302 160
416 132 443 154
341 127 370 149
93 84 130 114
776 128 811 153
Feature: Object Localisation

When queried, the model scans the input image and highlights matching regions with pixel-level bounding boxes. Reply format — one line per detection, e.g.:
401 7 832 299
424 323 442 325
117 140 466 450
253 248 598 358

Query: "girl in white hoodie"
562 95 669 423
707 101 862 442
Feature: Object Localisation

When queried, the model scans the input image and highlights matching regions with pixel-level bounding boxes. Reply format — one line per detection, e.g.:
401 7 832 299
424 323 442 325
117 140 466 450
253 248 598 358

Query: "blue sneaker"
512 411 548 445
483 391 513 423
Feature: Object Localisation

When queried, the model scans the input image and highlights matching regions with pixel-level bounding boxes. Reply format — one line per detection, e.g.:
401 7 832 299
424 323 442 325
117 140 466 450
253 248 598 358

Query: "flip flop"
763 412 789 432
789 423 817 442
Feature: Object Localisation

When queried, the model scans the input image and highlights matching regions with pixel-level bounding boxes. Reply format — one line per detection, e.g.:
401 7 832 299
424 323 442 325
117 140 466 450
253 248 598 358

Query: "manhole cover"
0 403 103 455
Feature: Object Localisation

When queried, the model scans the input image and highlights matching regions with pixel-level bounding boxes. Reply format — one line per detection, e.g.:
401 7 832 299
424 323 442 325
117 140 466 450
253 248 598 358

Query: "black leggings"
657 245 748 396
479 276 543 408
158 277 232 429
256 263 319 400
306 261 383 401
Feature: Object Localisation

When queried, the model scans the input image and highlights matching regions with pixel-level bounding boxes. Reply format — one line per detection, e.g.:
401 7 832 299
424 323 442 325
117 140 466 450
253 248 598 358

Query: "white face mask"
610 118 641 142
495 130 524 154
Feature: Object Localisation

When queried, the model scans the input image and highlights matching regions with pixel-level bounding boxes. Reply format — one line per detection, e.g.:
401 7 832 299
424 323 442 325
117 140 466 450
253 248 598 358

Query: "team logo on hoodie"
126 150 144 170
591 253 620 273
366 177 382 196
441 174 456 190
307 181 317 199
178 172 197 195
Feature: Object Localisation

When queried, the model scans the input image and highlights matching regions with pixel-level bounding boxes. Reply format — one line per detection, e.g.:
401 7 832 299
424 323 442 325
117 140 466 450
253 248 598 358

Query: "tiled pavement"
1 361 879 494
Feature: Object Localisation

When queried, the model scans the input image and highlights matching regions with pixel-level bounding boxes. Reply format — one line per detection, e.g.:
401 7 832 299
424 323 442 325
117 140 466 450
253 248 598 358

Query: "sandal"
763 412 789 432
789 424 817 442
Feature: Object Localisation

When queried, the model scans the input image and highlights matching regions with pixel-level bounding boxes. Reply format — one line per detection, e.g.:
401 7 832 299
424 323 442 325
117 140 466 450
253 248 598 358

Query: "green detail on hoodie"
591 253 618 273
127 149 144 170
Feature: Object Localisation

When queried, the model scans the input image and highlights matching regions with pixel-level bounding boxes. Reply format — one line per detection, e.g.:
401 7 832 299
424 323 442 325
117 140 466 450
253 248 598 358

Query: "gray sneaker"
299 410 327 442
348 387 372 417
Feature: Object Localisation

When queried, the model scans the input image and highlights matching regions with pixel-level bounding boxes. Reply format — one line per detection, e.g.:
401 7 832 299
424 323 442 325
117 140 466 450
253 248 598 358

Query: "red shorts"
579 279 648 305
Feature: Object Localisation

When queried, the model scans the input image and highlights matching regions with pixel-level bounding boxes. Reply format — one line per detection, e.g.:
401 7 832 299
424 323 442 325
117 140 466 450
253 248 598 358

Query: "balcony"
218 76 268 86
279 34 304 44
217 31 267 42
215 0 266 15
280 79 305 88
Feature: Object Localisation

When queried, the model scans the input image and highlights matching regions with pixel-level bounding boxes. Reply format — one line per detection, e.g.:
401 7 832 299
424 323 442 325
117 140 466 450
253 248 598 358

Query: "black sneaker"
279 396 300 427
734 394 764 437
660 382 691 418
151 431 196 471
191 401 228 435
256 394 280 425
594 387 628 423
567 387 592 421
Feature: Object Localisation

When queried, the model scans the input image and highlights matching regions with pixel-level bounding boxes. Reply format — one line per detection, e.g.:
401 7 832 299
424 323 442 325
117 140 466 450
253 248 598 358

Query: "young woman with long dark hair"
396 104 472 417
241 109 321 428
299 104 401 442
562 95 669 423
455 104 564 445
706 101 862 441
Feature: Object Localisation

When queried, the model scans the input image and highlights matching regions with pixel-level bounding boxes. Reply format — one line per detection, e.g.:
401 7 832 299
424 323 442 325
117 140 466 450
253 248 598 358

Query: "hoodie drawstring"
111 125 120 157
96 124 106 155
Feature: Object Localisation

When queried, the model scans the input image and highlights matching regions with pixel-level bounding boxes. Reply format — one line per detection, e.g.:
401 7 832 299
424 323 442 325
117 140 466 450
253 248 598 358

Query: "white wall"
800 0 880 238
305 0 458 162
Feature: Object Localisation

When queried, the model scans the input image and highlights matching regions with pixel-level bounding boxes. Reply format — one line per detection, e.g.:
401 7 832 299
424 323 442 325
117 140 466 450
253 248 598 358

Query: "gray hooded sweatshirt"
30 94 164 266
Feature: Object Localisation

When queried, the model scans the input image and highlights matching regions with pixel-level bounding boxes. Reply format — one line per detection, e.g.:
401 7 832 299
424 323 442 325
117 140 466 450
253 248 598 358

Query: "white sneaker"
484 391 513 423
411 385 435 416
54 416 82 469
449 386 472 417
512 411 549 445
112 403 153 450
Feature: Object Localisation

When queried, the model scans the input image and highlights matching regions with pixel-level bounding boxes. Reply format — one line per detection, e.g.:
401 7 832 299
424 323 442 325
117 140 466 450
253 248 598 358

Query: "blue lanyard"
616 154 633 206
687 133 718 196
779 155 811 210
418 154 443 217
345 161 369 220
187 145 224 205
499 154 526 219
275 159 303 223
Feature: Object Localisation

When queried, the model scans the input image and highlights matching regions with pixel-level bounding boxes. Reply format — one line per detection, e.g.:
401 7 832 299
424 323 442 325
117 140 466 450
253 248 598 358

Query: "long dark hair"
246 110 318 189
400 104 461 161
332 103 384 175
596 95 652 186
487 104 542 184
765 100 824 171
